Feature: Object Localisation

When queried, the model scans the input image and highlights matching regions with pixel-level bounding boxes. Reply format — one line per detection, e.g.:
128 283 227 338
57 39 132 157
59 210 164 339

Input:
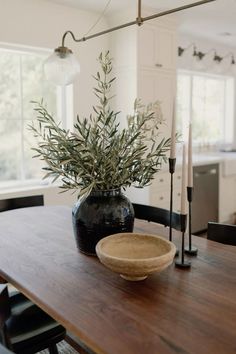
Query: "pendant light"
44 46 80 86
44 0 216 86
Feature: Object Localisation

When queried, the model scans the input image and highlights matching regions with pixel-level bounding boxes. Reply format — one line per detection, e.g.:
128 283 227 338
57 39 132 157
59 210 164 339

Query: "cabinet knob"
160 196 164 200
155 63 163 68
159 178 164 182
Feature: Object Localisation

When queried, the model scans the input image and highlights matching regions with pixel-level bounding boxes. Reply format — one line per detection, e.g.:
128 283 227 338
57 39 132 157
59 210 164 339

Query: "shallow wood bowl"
96 233 176 281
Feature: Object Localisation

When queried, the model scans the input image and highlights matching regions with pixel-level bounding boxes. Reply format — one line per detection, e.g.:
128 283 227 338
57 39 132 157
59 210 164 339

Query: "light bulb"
44 47 80 86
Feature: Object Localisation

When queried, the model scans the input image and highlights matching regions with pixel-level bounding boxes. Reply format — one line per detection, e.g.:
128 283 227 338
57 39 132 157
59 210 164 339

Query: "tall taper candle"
181 144 187 214
170 99 176 159
188 123 193 187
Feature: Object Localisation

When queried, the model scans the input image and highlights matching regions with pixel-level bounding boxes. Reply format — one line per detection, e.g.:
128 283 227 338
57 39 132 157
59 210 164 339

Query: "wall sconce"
193 46 206 61
222 53 236 75
193 46 208 70
212 51 223 73
230 55 236 75
44 0 217 86
213 52 223 63
178 44 212 71
178 45 236 75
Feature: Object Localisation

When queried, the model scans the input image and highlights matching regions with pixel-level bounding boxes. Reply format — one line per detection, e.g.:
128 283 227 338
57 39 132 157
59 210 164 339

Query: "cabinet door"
138 24 176 71
154 27 176 71
138 70 175 138
138 26 155 68
150 170 182 212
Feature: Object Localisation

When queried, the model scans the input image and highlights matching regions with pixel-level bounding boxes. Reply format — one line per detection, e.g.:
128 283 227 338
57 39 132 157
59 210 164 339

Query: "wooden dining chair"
0 285 66 354
0 195 44 213
207 222 236 246
132 203 182 231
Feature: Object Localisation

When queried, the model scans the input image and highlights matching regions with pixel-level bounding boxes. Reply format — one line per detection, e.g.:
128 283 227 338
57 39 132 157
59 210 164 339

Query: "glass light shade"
44 49 80 86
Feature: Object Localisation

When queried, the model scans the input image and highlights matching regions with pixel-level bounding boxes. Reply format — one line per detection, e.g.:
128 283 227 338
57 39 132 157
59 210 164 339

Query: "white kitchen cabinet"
138 69 176 138
137 21 177 134
109 14 177 207
110 16 177 122
138 24 176 71
150 169 182 212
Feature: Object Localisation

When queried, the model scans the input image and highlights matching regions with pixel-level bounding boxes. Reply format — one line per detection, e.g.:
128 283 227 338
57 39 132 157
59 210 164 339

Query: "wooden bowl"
96 233 176 281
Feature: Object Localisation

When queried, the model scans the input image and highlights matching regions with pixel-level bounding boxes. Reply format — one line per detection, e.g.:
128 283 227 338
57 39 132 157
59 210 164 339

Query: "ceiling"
46 0 236 48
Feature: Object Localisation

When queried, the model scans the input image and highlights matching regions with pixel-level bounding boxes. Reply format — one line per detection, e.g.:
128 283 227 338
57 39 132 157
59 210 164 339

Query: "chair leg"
48 344 59 354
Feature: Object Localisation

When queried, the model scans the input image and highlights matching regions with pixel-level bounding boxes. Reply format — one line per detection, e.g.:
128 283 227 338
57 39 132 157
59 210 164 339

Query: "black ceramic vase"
72 189 134 256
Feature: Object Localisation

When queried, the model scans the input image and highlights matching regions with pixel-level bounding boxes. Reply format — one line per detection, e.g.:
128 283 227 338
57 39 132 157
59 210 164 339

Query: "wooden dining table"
0 205 235 354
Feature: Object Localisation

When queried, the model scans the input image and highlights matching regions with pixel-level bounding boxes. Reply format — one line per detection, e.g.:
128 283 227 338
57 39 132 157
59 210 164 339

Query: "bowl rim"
96 232 176 262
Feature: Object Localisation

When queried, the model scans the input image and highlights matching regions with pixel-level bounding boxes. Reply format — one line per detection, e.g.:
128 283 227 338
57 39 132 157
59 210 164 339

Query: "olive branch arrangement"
30 51 171 198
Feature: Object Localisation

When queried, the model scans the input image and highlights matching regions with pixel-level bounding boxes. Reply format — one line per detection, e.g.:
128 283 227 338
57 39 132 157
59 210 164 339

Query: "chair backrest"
0 285 11 348
132 203 182 231
0 195 44 213
0 284 65 354
207 222 236 246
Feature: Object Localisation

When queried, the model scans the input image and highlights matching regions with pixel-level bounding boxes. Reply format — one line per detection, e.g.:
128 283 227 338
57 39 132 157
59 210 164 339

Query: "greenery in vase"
30 51 171 198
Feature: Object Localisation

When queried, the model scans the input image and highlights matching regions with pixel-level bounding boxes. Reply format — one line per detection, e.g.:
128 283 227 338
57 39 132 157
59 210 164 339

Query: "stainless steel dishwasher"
192 163 219 234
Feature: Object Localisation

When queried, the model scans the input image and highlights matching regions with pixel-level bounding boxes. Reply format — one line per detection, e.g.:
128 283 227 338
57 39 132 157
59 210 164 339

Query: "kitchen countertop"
161 151 236 176
193 152 236 176
192 152 223 166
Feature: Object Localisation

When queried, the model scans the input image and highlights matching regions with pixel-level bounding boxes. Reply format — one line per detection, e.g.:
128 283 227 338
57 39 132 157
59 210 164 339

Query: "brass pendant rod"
62 0 216 46
66 19 138 44
137 0 142 26
142 0 216 23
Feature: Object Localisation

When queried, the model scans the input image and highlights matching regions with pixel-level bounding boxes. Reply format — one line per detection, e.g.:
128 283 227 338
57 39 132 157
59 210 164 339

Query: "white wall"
0 0 110 204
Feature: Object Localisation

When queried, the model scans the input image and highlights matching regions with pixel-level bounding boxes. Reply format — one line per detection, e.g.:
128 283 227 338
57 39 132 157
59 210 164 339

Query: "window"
177 70 234 147
0 45 61 186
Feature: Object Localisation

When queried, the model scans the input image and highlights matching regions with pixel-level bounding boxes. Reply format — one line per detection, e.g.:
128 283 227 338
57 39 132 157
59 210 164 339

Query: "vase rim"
90 188 121 197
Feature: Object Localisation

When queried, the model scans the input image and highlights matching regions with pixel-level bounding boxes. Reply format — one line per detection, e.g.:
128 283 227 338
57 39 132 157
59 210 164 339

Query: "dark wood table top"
0 205 235 354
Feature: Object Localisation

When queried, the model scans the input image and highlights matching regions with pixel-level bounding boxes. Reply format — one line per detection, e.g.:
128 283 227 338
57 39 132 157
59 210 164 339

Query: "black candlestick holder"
175 213 191 269
168 158 176 243
169 158 179 257
185 187 198 256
